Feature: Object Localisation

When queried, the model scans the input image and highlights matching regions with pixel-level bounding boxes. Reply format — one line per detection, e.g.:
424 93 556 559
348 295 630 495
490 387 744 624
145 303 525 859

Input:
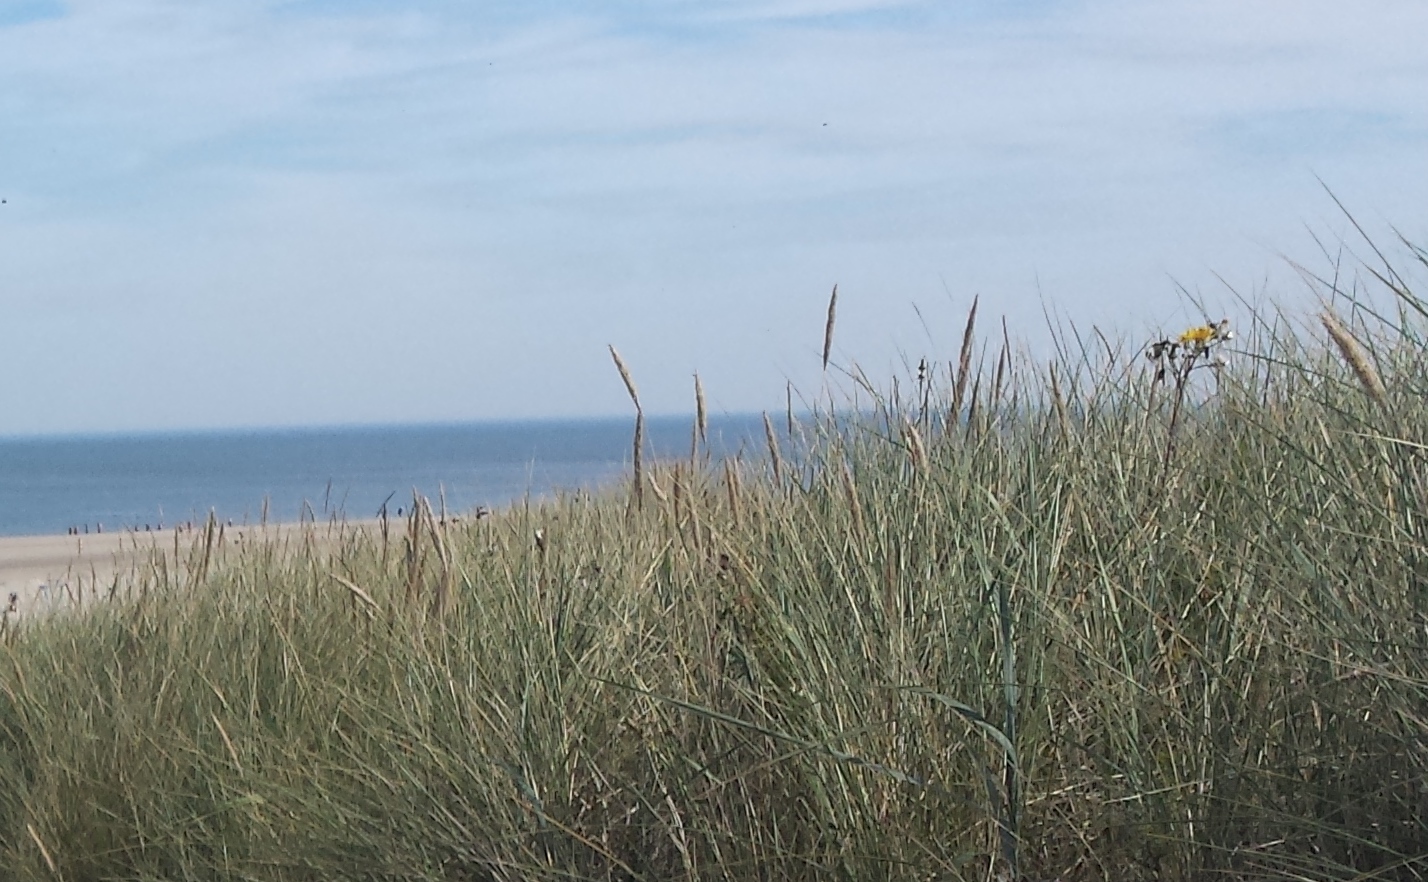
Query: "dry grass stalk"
917 356 931 426
26 824 58 876
966 373 983 436
1321 312 1387 407
609 346 645 509
378 496 392 570
609 345 641 409
647 466 669 504
1049 362 1070 439
952 296 979 420
992 346 1006 404
422 497 453 617
992 322 1009 405
903 416 928 474
331 573 379 618
191 510 219 588
763 412 784 485
691 373 707 466
822 284 838 371
671 463 684 527
211 713 243 774
682 467 705 551
673 466 709 548
404 498 424 608
630 412 645 512
724 459 741 527
841 460 865 538
786 381 795 437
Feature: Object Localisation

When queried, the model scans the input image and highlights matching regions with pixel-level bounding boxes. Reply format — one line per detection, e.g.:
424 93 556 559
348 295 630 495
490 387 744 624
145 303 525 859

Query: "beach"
0 529 152 619
0 521 378 621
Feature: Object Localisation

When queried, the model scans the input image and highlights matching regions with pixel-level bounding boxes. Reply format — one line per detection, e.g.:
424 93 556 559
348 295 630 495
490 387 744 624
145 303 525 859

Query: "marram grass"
2 251 1428 881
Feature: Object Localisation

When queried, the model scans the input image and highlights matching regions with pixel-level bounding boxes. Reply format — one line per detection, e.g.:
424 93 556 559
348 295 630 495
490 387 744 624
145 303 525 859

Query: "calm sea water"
0 415 768 537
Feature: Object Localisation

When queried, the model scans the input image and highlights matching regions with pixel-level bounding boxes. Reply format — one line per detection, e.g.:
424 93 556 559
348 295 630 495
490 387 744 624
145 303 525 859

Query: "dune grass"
2 240 1427 881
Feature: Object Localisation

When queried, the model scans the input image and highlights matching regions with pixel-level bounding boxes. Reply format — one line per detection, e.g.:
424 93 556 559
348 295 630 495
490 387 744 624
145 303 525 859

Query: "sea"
0 415 770 538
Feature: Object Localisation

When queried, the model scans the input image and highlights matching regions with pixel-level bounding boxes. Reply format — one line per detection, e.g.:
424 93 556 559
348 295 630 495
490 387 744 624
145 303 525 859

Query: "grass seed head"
763 412 784 485
1321 311 1387 407
952 296 979 418
609 345 642 413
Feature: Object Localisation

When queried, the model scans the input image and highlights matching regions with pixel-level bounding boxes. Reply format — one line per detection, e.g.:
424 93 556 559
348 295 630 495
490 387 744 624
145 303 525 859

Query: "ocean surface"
0 415 769 537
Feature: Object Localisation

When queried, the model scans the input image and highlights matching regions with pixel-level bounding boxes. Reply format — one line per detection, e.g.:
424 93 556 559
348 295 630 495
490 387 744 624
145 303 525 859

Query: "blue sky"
2 0 1426 434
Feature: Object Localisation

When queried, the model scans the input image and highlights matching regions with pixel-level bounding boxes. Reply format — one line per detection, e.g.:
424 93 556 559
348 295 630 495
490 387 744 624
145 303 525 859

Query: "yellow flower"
1178 324 1217 347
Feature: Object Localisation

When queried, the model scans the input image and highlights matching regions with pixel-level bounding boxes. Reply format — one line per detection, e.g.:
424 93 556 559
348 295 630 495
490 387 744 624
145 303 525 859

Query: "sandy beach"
0 529 155 619
0 520 383 621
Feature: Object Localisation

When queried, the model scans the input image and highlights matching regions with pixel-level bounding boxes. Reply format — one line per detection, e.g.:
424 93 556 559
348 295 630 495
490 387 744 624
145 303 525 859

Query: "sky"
1 0 1426 435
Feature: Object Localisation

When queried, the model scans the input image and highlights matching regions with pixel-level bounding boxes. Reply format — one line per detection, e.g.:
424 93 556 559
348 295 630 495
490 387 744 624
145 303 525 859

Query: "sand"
0 520 385 622
0 529 155 619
